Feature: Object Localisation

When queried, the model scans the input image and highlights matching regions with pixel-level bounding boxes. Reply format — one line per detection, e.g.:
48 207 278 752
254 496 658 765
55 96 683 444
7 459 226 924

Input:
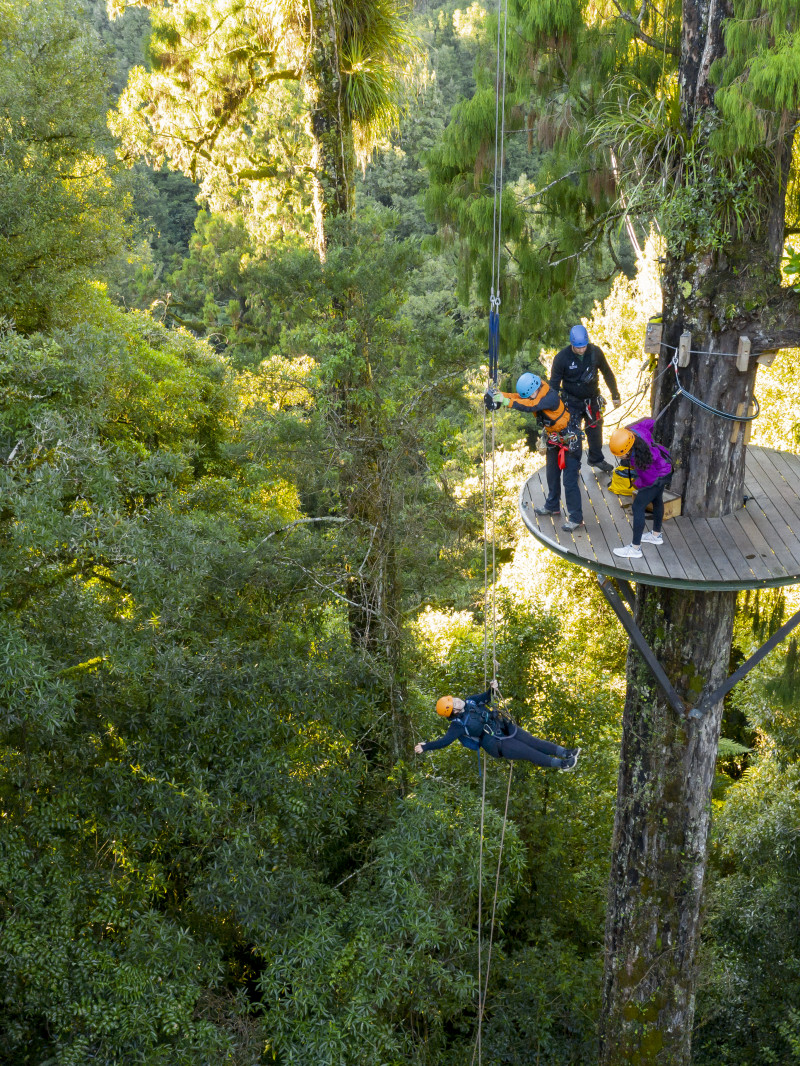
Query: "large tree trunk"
305 0 356 259
599 2 797 1061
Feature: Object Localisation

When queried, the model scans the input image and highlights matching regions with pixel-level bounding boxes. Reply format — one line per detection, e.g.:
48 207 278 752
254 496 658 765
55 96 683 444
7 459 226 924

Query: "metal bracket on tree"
597 577 800 721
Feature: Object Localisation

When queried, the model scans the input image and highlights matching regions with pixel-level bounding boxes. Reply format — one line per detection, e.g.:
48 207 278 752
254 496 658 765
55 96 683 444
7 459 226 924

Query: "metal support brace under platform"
597 576 800 720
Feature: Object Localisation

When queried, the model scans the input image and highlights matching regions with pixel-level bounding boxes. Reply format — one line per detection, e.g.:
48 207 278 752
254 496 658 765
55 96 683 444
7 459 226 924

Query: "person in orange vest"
484 373 584 532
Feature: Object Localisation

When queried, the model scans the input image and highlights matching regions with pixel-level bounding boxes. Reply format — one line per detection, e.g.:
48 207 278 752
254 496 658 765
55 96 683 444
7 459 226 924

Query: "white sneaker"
641 531 663 545
614 543 643 559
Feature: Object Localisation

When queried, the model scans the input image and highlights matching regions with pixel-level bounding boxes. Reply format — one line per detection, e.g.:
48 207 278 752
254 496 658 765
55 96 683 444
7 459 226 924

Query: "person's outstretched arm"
415 721 464 754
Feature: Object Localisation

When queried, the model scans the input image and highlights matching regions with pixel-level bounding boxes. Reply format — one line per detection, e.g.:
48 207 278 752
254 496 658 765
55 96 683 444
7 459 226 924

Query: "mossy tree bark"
599 3 800 1063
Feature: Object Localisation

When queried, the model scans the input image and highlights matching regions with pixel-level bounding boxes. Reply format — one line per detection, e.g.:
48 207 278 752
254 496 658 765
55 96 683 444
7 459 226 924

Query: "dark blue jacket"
421 690 509 755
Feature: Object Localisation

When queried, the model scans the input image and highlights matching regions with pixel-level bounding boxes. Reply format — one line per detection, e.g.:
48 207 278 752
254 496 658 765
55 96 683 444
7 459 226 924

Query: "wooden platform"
519 446 800 591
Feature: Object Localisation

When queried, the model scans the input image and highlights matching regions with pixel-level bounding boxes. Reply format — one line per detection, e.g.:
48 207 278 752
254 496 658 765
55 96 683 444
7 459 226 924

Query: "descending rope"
487 0 508 384
475 0 509 1060
475 747 487 1065
479 761 513 1027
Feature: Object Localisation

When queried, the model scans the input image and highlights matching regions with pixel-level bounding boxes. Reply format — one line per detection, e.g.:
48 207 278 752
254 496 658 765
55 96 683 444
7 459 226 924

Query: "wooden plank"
691 519 739 582
742 498 800 573
732 508 790 579
661 518 707 582
598 478 656 577
581 469 623 565
746 449 800 531
583 468 654 575
768 449 800 500
724 512 774 580
640 524 686 580
741 460 800 570
677 518 725 582
581 474 618 564
705 517 757 583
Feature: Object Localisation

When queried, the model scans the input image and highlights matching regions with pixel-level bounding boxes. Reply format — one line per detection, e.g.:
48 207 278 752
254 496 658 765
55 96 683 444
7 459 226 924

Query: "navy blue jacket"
551 343 620 404
421 690 508 755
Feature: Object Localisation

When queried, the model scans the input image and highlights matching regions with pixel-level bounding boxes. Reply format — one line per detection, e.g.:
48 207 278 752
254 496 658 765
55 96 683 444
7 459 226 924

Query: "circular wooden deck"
519 446 800 591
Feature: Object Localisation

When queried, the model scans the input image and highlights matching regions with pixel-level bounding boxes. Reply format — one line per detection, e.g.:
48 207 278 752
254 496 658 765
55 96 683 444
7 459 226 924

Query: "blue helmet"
569 324 589 347
516 372 541 398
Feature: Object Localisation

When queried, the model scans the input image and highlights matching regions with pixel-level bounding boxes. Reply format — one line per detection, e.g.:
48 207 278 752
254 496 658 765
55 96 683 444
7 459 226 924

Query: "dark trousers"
631 477 668 544
544 439 583 522
565 400 605 465
495 728 569 768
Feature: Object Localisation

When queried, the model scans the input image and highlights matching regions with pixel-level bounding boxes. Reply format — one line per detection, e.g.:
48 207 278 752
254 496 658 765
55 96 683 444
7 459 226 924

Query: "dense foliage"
0 0 798 1063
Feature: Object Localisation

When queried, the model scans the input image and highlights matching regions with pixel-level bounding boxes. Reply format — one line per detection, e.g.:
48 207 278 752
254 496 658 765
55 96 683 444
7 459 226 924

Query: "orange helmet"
609 427 635 457
436 696 454 717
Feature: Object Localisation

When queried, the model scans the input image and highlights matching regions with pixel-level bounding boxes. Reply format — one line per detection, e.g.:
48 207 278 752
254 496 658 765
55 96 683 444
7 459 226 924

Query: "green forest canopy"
0 0 799 1063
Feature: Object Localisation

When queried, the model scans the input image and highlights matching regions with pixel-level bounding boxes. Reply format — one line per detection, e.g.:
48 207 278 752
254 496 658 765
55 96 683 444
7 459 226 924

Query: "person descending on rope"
414 680 580 769
610 419 673 560
550 325 621 479
484 372 583 534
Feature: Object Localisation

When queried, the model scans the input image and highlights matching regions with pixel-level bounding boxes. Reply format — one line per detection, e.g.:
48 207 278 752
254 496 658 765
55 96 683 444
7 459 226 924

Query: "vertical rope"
494 0 508 299
489 0 504 304
476 749 487 1064
475 4 509 1063
482 406 489 689
481 763 513 1015
491 409 497 682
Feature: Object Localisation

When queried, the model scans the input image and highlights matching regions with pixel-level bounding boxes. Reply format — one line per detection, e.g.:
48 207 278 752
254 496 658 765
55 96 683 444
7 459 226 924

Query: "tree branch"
610 0 678 56
254 516 351 548
746 288 800 352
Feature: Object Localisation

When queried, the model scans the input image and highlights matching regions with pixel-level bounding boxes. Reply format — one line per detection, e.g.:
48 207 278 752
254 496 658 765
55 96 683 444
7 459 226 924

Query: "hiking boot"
614 543 643 558
534 505 560 517
562 519 584 532
590 460 614 474
559 752 579 771
641 530 664 545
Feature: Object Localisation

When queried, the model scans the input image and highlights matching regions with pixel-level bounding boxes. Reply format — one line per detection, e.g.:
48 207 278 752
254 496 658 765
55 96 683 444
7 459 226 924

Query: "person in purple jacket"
609 419 672 559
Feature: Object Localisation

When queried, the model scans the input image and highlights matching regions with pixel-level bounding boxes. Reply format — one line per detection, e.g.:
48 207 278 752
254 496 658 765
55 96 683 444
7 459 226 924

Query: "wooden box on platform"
618 489 682 520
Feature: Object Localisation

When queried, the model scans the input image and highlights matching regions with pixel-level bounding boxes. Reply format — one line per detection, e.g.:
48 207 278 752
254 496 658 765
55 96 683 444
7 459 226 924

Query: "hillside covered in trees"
1 0 799 1064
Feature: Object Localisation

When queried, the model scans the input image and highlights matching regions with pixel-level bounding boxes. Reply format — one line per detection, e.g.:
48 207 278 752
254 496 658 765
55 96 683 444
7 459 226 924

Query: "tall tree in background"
0 0 128 332
433 0 800 1060
110 0 416 256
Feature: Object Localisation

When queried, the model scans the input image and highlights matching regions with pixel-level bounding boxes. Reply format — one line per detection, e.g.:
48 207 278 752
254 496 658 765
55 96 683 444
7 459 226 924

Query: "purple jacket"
628 419 672 489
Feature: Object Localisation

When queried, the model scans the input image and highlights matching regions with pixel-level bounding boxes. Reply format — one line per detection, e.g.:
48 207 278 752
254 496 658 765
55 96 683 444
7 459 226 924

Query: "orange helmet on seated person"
436 696 454 717
609 427 635 457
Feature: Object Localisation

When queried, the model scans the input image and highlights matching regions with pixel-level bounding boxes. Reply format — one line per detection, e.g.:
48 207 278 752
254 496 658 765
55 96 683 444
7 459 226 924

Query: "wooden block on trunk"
730 402 746 444
644 319 663 354
678 331 692 367
736 335 751 371
743 402 756 445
